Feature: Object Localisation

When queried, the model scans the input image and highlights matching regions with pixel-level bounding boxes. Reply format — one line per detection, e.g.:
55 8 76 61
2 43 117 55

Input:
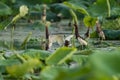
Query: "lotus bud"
19 5 28 17
11 5 28 23
4 5 28 30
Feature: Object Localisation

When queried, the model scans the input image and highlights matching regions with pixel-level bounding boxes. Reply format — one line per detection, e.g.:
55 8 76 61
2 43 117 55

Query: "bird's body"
96 21 105 40
49 35 64 48
78 37 88 46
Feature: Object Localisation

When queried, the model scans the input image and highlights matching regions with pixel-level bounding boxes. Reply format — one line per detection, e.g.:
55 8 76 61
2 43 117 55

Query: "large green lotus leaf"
41 66 64 80
64 2 89 16
21 49 51 60
88 0 116 17
111 7 120 16
46 47 77 65
0 2 12 16
83 16 97 28
6 58 40 77
108 0 120 16
0 59 20 73
89 48 120 75
74 49 93 55
41 66 90 80
55 66 91 80
72 55 88 65
14 0 60 7
0 59 20 66
50 3 70 18
41 65 112 80
68 0 94 9
6 49 51 61
50 3 86 19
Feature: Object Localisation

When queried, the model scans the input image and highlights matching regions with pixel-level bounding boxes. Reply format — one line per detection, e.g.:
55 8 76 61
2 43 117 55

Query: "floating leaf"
74 49 93 55
0 59 20 73
50 3 70 18
6 58 40 77
72 55 88 65
41 65 91 80
41 66 62 80
0 59 20 66
55 66 91 80
89 48 120 75
46 47 77 65
22 49 51 60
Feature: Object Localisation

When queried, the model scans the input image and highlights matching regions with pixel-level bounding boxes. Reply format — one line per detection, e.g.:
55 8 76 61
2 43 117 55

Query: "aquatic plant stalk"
20 32 32 49
10 25 15 50
84 27 90 39
45 25 49 50
74 21 79 39
41 4 46 23
72 26 75 47
106 0 111 17
69 9 79 39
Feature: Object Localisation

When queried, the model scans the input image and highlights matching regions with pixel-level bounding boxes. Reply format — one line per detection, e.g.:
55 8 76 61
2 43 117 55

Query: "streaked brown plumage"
96 21 105 40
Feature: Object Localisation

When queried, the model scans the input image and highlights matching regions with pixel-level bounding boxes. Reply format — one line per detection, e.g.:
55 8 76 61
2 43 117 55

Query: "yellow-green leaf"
83 16 97 28
46 47 77 65
63 2 89 16
6 58 40 77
